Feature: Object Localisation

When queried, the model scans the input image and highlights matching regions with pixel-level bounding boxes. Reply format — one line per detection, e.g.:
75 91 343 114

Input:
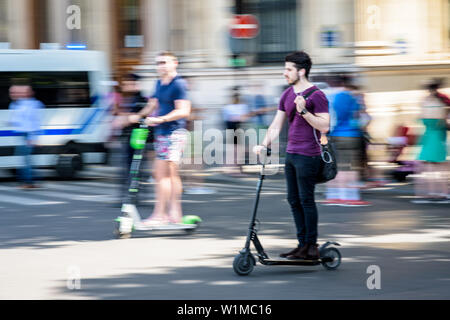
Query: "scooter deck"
133 223 198 231
260 258 330 266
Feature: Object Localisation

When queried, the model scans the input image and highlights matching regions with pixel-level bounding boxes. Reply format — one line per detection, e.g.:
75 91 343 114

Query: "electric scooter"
114 120 202 239
233 148 342 276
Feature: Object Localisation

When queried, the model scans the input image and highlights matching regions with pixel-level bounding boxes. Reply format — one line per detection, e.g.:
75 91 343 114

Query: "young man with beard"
254 51 330 260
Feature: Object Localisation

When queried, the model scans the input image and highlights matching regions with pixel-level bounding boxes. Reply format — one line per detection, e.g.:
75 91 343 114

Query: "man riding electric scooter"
254 51 330 260
128 51 191 226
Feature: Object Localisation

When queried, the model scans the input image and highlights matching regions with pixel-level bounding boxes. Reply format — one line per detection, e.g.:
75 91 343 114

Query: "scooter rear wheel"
233 252 256 276
321 247 342 270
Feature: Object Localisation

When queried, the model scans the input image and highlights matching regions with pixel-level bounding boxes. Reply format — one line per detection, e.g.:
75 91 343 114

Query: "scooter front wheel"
233 252 256 276
113 228 131 239
114 221 132 239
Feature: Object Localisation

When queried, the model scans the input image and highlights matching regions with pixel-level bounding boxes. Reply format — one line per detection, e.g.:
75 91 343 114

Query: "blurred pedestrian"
128 51 191 225
222 90 249 174
8 84 43 189
254 51 330 260
110 79 123 118
243 82 278 148
350 84 374 185
244 82 276 129
325 76 371 207
413 78 449 203
113 73 151 201
182 77 215 195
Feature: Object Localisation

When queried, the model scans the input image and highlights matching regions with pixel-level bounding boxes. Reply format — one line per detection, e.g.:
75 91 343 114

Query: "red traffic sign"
230 14 259 39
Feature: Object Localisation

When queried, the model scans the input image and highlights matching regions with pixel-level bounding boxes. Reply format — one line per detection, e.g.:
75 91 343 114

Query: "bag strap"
313 129 333 163
302 88 320 100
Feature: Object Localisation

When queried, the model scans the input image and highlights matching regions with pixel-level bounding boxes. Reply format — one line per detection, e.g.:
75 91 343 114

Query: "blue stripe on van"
0 107 105 137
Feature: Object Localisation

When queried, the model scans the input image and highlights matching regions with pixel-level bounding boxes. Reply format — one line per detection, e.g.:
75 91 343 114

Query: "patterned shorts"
154 129 188 163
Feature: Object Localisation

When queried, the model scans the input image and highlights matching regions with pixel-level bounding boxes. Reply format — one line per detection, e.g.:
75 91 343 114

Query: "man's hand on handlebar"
145 117 164 127
128 114 142 124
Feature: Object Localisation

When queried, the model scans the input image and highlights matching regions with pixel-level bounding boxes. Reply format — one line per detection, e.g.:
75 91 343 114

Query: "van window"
0 72 92 110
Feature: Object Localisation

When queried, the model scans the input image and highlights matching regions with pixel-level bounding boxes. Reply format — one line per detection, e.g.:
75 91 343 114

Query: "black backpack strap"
303 88 320 100
289 88 320 122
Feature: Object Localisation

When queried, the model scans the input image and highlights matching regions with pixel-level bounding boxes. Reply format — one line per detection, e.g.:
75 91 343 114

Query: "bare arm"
159 99 191 122
302 112 330 133
294 96 330 133
145 99 191 126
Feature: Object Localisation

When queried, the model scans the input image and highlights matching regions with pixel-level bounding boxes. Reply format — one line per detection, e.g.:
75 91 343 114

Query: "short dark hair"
285 51 313 79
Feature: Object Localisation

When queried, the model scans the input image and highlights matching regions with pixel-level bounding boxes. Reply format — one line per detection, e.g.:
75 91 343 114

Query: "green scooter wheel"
182 215 202 234
182 215 202 225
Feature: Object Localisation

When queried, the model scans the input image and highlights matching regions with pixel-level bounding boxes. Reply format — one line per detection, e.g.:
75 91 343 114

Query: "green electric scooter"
114 120 202 239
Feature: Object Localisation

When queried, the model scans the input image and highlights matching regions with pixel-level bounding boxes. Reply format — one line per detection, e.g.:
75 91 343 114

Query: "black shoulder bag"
295 88 338 184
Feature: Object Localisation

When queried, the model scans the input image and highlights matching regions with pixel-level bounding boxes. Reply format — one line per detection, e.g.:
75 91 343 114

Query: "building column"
45 0 70 47
184 0 230 68
301 0 355 65
84 0 113 65
7 0 33 49
142 0 170 64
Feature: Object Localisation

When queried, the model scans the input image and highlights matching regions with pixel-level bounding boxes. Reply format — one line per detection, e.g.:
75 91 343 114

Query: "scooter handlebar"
139 117 148 128
259 147 271 166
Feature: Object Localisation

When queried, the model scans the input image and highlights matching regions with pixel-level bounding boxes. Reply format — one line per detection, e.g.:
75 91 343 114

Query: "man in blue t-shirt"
129 52 191 225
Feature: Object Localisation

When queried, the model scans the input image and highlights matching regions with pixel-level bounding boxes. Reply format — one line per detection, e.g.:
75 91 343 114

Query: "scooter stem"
244 148 270 250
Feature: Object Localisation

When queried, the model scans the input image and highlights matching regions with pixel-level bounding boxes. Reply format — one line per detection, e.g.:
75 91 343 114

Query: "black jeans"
284 153 321 246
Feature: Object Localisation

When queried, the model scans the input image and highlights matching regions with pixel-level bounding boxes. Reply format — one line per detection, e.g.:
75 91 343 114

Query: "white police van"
0 50 113 178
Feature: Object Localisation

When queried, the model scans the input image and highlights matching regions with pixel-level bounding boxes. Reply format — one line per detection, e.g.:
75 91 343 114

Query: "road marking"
42 182 113 195
0 194 65 206
27 190 117 203
0 185 114 204
63 181 119 189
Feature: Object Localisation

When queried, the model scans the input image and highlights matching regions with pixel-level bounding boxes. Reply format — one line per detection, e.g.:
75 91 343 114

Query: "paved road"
0 167 449 300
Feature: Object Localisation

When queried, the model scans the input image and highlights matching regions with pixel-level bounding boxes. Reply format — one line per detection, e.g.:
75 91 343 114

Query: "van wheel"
56 154 83 179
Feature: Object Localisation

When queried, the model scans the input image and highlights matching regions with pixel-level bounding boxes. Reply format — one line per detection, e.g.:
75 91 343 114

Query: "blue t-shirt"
152 76 188 135
330 91 362 138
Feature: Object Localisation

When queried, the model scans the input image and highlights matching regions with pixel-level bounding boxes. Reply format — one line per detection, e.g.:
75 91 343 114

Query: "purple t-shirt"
278 85 329 156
